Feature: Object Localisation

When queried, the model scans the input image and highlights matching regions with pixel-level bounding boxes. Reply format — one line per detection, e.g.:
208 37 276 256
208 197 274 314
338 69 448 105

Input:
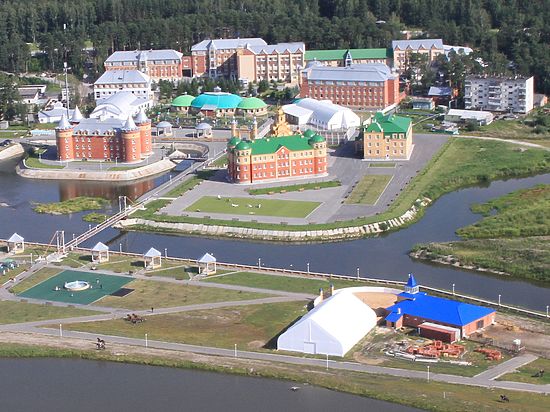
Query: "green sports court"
18 270 132 305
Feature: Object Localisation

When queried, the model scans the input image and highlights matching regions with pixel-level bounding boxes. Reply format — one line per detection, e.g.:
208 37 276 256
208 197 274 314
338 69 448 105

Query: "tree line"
0 0 548 93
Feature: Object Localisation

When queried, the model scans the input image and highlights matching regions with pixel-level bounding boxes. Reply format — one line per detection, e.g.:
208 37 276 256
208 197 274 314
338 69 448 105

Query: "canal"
0 358 419 412
0 154 549 311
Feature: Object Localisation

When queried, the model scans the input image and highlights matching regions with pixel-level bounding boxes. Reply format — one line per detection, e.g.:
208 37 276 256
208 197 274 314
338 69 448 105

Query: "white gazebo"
195 122 213 138
91 242 110 263
156 121 173 137
143 247 162 269
198 253 217 275
7 233 25 253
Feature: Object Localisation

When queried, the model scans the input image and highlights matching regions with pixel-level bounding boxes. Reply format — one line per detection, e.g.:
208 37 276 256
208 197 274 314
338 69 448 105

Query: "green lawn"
165 170 215 198
185 196 320 218
209 154 227 168
368 162 396 168
24 156 64 169
33 196 109 214
346 175 392 205
0 301 98 324
203 271 371 294
64 301 306 350
498 357 550 385
247 180 341 195
94 279 271 310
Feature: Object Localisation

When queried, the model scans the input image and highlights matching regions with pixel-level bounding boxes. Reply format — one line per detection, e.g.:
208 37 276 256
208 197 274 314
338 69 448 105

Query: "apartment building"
93 70 152 102
464 76 534 113
104 49 184 82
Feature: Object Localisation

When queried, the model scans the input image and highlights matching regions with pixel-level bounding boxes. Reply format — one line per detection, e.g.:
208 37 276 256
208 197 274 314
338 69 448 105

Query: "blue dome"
191 92 242 110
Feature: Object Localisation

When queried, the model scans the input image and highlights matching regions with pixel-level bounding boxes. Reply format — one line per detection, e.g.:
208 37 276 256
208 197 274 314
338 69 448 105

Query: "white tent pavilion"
91 242 110 263
143 247 162 269
198 253 217 275
277 288 377 357
7 233 25 253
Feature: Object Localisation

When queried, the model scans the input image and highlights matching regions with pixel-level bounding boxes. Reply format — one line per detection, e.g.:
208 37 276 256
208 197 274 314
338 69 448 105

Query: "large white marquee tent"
277 288 377 357
283 98 360 131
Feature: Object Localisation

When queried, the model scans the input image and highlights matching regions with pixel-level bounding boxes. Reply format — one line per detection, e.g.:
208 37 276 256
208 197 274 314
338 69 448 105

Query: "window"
476 320 484 329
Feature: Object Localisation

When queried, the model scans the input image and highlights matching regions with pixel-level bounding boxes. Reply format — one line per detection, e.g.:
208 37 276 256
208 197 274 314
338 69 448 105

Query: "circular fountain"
64 280 91 292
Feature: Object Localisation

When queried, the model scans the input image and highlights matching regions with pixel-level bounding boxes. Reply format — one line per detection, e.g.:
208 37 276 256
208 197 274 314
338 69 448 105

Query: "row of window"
367 141 405 148
366 149 405 155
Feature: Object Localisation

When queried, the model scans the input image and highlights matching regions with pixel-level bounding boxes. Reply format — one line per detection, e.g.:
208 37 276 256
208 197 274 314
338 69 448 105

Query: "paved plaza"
161 134 449 225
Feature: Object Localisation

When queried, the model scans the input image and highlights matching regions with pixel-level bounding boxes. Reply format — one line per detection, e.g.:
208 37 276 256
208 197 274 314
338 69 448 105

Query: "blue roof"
191 92 242 110
386 293 495 327
406 273 417 288
385 312 403 322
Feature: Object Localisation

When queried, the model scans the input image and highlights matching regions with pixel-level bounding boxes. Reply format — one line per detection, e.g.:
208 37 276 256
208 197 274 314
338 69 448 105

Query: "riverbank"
411 185 550 282
0 336 548 412
16 158 176 181
124 138 550 242
0 143 25 161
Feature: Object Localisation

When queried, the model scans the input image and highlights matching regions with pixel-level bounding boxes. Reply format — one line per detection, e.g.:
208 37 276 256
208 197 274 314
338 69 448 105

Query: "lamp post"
258 257 261 269
356 267 360 280
546 305 549 318
164 248 168 258
234 344 237 358
498 294 501 307
307 262 310 274
145 333 148 348
119 243 122 253
452 283 455 295
427 365 430 382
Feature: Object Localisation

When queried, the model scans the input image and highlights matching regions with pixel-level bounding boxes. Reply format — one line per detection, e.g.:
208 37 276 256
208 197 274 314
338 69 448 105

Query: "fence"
5 240 550 320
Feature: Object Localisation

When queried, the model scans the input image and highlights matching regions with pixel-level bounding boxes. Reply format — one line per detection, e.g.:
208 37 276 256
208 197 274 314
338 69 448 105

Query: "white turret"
134 108 149 124
56 113 72 130
70 106 83 123
122 115 138 131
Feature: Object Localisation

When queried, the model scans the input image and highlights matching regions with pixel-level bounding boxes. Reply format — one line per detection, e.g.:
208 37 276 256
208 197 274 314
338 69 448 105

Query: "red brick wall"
138 122 152 154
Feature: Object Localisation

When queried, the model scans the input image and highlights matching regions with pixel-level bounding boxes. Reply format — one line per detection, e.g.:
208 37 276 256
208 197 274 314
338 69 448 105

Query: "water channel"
0 358 418 411
0 155 549 311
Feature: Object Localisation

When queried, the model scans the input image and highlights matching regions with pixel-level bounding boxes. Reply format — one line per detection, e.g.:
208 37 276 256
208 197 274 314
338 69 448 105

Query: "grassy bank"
498 358 550 385
412 185 550 282
345 175 392 205
24 154 64 169
33 196 109 214
1 343 549 411
0 301 98 324
164 170 214 198
247 180 341 195
130 138 550 233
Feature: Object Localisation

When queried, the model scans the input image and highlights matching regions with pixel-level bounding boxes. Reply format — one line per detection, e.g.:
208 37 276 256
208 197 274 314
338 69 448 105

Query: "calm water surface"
0 358 419 412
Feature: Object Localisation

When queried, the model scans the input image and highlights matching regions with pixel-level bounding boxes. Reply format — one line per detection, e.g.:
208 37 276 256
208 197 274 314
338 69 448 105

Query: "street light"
427 365 430 382
258 257 261 269
356 267 360 279
307 262 310 274
498 294 501 306
452 283 455 295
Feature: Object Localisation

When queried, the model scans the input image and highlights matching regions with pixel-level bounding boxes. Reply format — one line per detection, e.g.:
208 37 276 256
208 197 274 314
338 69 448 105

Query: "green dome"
237 97 267 110
303 129 316 138
228 136 241 147
235 141 251 151
308 134 325 144
171 95 195 107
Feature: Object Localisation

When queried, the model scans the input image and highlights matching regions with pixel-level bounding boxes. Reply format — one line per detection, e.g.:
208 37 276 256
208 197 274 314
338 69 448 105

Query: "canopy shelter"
195 122 213 138
156 121 173 137
7 233 24 253
198 253 217 275
91 242 109 263
143 247 162 269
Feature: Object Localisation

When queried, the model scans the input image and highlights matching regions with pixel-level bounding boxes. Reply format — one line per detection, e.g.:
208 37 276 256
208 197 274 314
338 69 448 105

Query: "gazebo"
7 233 24 253
198 253 217 275
195 122 213 138
143 247 162 269
156 121 173 137
91 242 109 263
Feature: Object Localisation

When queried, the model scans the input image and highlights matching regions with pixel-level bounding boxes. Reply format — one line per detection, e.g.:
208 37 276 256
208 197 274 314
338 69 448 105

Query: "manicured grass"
18 270 132 305
24 155 64 169
203 272 371 294
94 279 271 310
52 252 90 268
247 180 341 195
165 170 215 198
185 196 320 218
498 357 550 384
33 196 109 214
96 256 188 274
0 301 98 324
469 117 550 140
131 138 550 233
368 162 396 168
65 301 306 349
346 175 392 205
209 153 227 168
10 267 62 294
108 165 141 171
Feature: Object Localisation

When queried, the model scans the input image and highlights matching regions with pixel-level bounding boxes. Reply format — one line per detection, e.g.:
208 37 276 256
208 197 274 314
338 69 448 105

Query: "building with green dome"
237 97 268 116
227 113 328 184
190 91 243 117
171 94 195 113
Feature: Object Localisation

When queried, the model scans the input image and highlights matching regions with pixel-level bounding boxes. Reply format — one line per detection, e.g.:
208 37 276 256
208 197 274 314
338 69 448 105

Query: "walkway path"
459 134 550 150
474 353 539 380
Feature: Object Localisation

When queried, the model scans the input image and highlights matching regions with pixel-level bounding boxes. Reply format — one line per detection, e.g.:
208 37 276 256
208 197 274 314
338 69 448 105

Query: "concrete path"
473 353 539 380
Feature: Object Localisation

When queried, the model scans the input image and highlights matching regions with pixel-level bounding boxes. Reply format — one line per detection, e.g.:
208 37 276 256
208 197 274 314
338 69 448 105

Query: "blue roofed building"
384 274 495 340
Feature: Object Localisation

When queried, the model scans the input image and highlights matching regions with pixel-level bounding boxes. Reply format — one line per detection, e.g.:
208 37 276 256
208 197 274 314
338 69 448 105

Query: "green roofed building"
237 97 268 116
305 48 392 67
356 112 413 161
171 94 195 113
227 119 328 184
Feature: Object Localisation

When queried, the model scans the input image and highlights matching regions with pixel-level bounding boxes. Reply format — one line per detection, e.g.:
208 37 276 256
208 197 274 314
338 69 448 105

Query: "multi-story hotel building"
391 39 444 72
104 49 184 82
227 110 327 184
305 48 392 67
300 63 402 109
55 109 152 163
464 75 534 113
356 112 413 161
93 70 152 102
190 38 305 84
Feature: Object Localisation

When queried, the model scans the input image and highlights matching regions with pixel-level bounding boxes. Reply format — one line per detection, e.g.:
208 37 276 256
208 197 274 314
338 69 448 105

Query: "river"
0 154 549 311
0 358 418 412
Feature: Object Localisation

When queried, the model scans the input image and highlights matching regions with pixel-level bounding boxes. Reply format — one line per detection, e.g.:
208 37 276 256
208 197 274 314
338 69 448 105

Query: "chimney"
231 118 237 137
251 117 258 140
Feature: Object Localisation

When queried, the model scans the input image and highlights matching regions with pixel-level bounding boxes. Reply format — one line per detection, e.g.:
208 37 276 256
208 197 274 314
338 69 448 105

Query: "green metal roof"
305 48 391 61
171 95 195 107
308 134 325 144
228 137 241 146
303 129 316 138
365 112 411 135
235 141 251 151
231 135 316 156
237 97 267 110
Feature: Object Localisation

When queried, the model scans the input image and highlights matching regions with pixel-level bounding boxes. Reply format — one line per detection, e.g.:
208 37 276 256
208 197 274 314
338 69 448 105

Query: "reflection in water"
59 179 156 201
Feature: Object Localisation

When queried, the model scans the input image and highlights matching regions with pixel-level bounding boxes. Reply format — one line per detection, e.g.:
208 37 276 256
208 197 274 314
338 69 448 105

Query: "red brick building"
300 63 402 109
104 50 184 82
55 110 152 163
